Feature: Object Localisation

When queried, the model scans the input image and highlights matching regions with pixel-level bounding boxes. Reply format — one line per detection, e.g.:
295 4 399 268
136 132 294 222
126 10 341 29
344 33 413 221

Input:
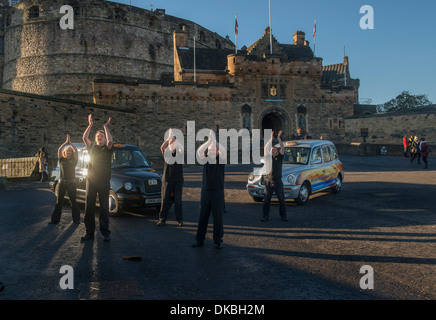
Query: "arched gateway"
259 108 291 140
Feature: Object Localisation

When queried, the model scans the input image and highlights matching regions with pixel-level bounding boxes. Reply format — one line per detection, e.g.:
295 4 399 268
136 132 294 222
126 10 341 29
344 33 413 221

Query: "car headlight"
248 173 255 181
287 174 296 184
124 182 133 191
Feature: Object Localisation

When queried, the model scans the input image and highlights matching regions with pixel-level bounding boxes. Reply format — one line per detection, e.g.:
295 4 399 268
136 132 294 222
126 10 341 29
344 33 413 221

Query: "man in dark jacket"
262 130 287 222
81 114 113 242
157 130 184 226
192 132 227 249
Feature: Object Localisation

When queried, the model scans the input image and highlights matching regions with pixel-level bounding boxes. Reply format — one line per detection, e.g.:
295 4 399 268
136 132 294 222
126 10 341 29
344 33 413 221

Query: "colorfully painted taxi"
247 140 344 204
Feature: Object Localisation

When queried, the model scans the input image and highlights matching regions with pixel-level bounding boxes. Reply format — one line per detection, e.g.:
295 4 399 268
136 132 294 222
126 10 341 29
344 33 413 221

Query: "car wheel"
295 182 310 205
108 189 122 217
332 174 342 194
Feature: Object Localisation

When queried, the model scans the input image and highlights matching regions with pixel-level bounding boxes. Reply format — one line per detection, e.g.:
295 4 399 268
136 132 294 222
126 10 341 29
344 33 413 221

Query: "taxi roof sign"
285 141 299 146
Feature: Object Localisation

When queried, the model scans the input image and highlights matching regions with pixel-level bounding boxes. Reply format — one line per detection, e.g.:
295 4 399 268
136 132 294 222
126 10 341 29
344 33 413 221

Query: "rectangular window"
322 146 332 162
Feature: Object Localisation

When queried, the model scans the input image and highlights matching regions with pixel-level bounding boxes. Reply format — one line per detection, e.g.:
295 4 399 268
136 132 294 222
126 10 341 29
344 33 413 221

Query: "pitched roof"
177 47 234 71
321 63 349 83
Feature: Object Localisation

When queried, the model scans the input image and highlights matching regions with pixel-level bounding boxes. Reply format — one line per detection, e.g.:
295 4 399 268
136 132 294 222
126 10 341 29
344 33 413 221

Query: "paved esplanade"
0 155 435 301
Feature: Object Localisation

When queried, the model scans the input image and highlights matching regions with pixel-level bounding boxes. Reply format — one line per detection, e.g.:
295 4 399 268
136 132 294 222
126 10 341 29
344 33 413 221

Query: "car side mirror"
148 161 153 167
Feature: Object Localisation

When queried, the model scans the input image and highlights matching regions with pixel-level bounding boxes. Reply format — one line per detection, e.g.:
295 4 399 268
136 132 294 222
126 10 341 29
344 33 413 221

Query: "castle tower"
2 0 234 102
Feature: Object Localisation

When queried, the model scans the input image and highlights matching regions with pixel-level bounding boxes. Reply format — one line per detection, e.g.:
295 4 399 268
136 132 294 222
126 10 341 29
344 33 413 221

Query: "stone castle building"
0 0 375 160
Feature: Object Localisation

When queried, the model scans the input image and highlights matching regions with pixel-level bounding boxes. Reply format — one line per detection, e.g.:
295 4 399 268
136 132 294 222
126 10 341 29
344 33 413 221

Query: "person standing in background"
403 135 409 157
420 137 429 169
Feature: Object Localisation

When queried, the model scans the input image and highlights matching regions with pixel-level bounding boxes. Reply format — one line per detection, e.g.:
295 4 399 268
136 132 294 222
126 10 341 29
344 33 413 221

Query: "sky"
114 0 436 106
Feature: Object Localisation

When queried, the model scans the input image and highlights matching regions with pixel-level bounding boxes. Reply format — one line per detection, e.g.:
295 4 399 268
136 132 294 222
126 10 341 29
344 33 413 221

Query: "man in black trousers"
81 114 113 242
49 134 80 224
192 133 227 249
157 130 184 227
261 130 287 222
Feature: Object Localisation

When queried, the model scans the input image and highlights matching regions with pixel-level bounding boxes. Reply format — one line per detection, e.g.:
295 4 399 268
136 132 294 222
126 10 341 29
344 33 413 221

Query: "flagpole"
194 33 196 82
344 45 347 86
235 14 238 54
269 0 272 55
313 18 316 56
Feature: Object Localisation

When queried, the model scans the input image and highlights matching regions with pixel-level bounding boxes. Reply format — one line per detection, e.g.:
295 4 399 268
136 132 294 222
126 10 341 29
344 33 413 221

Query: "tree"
377 91 432 113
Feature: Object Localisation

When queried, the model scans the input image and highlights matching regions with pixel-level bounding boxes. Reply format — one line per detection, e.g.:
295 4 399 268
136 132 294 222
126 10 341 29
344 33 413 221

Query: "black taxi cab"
50 143 162 216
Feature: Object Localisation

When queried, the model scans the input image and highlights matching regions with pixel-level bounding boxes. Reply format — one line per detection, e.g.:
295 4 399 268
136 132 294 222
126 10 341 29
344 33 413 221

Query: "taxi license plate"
148 179 158 185
145 198 161 204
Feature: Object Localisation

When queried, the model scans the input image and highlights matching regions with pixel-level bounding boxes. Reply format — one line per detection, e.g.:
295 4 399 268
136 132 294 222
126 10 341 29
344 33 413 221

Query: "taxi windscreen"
112 148 151 168
283 147 310 165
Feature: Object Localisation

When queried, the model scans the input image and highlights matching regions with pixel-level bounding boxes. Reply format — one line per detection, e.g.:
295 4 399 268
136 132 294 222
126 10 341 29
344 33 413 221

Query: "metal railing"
0 157 39 178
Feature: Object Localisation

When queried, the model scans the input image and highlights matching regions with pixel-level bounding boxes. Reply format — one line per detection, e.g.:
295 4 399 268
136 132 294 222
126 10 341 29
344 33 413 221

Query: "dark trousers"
84 179 111 237
263 178 286 218
51 180 80 223
422 156 428 168
159 180 183 223
196 189 224 245
411 153 421 164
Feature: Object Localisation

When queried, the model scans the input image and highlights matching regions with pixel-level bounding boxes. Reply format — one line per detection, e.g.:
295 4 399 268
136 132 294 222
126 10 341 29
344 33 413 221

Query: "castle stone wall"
2 0 234 101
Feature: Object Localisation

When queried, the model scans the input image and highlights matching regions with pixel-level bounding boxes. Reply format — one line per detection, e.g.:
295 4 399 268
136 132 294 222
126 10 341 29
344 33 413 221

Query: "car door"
320 144 336 189
309 146 324 192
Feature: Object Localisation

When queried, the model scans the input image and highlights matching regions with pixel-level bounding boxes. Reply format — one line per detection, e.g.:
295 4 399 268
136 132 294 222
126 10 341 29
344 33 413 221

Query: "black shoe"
81 234 94 241
191 242 204 248
48 221 59 224
156 220 166 226
177 222 184 227
215 242 223 249
103 235 110 242
260 216 268 222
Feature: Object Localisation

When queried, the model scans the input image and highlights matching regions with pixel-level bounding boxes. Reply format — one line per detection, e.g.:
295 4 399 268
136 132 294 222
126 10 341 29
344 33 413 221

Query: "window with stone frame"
6 14 11 27
279 84 286 99
327 117 344 129
29 6 39 19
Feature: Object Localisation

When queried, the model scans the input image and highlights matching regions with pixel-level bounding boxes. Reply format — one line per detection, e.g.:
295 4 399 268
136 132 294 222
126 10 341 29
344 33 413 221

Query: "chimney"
293 31 305 46
173 30 188 48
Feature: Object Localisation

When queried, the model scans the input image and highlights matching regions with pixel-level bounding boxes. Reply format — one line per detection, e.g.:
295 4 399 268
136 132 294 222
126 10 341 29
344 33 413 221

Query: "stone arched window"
29 5 39 19
149 16 158 27
297 105 307 134
241 104 252 130
199 30 206 42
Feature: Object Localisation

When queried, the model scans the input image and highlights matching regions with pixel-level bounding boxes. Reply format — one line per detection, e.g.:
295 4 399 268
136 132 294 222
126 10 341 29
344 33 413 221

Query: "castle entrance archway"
259 108 291 140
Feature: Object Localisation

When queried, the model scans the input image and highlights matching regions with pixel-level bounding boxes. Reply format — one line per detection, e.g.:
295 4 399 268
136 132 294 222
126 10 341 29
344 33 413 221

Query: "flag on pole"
235 14 238 54
313 18 316 56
